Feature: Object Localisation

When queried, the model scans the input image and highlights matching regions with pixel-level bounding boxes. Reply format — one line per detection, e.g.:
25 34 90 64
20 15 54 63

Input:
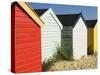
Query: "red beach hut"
11 2 44 73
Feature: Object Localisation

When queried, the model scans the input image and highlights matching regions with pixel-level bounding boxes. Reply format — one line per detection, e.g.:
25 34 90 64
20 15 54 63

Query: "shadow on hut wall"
87 28 94 55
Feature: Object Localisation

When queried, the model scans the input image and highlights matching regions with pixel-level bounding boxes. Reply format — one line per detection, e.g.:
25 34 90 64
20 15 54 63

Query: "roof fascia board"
17 1 44 27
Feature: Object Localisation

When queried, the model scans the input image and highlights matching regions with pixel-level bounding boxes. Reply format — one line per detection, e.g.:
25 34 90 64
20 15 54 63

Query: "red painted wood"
11 3 42 73
16 33 40 39
15 43 40 49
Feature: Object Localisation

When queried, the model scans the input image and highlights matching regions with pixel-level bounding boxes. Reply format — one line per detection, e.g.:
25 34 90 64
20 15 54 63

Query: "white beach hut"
34 8 63 61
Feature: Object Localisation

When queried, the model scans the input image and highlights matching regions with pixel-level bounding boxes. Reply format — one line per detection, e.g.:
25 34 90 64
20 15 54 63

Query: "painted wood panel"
73 17 87 59
61 26 73 58
11 4 41 73
40 9 62 62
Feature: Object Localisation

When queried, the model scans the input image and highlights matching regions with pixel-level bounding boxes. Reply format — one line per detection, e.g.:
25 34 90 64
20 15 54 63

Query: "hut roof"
57 14 80 27
85 20 97 28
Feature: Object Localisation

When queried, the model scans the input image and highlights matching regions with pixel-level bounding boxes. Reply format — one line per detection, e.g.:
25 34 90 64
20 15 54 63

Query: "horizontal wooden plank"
16 52 41 61
15 30 40 34
16 45 40 50
15 63 41 72
16 60 41 68
15 55 41 63
16 42 40 49
42 37 61 40
16 60 40 70
42 27 59 31
43 24 61 28
62 35 72 39
16 34 40 39
62 38 72 40
42 49 56 53
16 41 40 46
62 33 72 35
15 23 40 28
16 47 40 52
42 41 60 44
62 43 72 47
42 32 60 35
16 55 41 62
16 59 41 67
15 23 37 28
42 35 60 38
42 30 61 32
16 38 40 44
12 34 40 39
41 43 58 47
14 32 40 35
16 52 41 59
14 16 34 23
62 47 72 49
62 31 72 34
15 28 40 33
11 16 33 23
61 42 72 45
15 10 29 18
62 38 72 41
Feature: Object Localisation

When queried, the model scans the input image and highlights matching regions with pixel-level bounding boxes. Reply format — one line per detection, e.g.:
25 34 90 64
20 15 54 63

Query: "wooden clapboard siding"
73 17 87 59
11 3 42 73
41 9 62 61
61 26 73 58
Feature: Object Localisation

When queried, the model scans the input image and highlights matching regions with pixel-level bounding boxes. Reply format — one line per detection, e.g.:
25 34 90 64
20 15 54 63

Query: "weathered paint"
73 17 87 59
11 2 43 73
40 8 63 62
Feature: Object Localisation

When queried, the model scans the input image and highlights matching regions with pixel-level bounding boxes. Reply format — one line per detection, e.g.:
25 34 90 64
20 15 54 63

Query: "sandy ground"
48 55 97 71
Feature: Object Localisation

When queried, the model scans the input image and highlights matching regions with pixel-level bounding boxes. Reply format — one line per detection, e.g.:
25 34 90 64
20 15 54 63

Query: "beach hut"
86 20 97 54
34 8 63 62
11 2 44 73
57 14 87 59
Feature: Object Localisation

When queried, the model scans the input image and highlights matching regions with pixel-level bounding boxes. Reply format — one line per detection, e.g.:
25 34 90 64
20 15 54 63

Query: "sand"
48 55 97 71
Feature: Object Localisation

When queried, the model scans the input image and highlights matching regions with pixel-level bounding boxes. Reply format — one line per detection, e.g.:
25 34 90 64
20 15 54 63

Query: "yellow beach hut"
86 20 97 54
